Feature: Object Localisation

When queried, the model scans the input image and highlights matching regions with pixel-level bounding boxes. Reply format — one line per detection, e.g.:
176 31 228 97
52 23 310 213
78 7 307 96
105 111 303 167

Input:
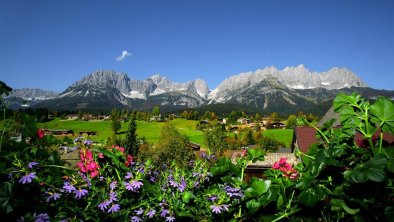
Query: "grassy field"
262 129 293 147
36 119 293 148
37 118 206 146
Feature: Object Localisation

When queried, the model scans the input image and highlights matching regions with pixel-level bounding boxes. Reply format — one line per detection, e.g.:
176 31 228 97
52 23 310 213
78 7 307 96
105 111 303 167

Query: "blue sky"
1 0 393 92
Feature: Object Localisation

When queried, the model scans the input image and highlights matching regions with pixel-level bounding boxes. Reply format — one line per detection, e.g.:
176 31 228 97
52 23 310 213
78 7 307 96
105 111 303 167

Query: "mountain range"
6 65 394 115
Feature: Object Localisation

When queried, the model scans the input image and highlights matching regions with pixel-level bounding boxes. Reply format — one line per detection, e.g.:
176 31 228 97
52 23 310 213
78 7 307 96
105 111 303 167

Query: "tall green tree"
153 123 194 166
205 125 228 155
110 109 121 134
124 117 138 156
286 114 298 129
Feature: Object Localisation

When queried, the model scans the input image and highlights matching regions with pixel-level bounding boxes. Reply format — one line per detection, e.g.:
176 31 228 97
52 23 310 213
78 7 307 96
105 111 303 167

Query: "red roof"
294 126 318 153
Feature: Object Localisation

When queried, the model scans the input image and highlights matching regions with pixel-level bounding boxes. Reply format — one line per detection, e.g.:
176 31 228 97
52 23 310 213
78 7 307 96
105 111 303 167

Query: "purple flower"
99 176 105 181
193 181 200 188
131 180 143 190
131 216 142 222
98 201 110 212
74 188 88 199
224 185 244 198
160 209 169 217
46 192 61 202
110 181 117 190
107 203 120 213
201 152 207 158
74 137 83 142
125 172 133 179
124 182 134 191
109 191 117 202
19 172 37 184
221 204 229 212
146 209 156 218
28 162 39 169
135 208 144 215
210 205 222 214
63 182 76 193
83 139 93 145
192 172 201 177
166 216 175 222
178 178 186 192
207 195 218 202
34 212 50 222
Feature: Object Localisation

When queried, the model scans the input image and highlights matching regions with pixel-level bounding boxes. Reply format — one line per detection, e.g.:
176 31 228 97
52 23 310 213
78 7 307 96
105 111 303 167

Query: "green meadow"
262 129 293 147
36 118 293 148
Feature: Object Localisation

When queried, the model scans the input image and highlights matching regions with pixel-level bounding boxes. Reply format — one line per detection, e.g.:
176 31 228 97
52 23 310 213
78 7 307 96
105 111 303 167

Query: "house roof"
293 126 318 153
318 106 341 127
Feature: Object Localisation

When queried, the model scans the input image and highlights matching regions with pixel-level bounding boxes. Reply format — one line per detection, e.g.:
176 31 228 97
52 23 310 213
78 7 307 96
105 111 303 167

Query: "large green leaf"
370 97 394 133
330 198 360 215
245 180 271 199
299 187 320 207
246 199 261 213
351 158 387 183
0 182 13 214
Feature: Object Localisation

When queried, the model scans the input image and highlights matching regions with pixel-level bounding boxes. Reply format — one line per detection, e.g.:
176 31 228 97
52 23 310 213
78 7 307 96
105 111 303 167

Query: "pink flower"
272 157 299 180
241 149 247 157
125 155 133 166
87 161 98 171
37 129 44 139
90 170 99 178
76 162 86 173
98 153 104 158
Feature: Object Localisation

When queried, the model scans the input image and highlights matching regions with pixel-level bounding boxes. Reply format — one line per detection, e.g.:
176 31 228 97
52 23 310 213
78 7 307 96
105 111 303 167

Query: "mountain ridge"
7 65 393 115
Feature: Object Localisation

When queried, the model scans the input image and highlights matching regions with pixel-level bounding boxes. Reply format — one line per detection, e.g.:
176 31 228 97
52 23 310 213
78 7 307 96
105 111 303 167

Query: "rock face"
8 88 58 100
12 65 394 114
208 65 367 103
37 70 210 111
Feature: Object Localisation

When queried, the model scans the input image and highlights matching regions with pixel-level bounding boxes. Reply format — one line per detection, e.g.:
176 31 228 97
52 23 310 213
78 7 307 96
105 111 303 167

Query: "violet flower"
34 212 50 222
110 181 117 190
131 216 142 222
160 209 169 217
135 208 144 215
210 205 222 214
107 203 120 213
125 172 133 179
19 172 37 184
98 201 110 212
146 209 156 218
46 192 61 202
63 182 76 193
109 191 117 202
28 162 39 169
74 188 88 199
166 216 175 222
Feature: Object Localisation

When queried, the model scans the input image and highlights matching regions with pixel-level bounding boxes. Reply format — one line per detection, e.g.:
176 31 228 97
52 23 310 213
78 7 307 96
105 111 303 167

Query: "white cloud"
116 50 132 61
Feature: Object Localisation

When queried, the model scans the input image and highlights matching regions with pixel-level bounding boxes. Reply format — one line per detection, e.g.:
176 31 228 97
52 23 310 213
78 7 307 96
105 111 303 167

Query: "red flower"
125 155 134 167
37 129 44 139
273 157 299 180
90 170 99 178
76 161 86 173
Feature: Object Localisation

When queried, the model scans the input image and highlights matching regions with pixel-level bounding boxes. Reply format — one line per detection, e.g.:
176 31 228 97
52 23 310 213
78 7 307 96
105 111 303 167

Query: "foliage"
153 123 195 167
110 109 121 134
285 114 297 129
123 117 138 156
1 92 394 221
204 124 228 154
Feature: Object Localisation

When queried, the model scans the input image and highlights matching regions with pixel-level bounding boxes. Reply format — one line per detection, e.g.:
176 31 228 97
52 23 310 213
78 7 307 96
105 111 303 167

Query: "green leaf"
276 194 284 209
0 182 13 214
247 148 265 162
330 198 360 215
296 174 314 190
246 199 261 213
182 191 194 203
351 158 387 183
384 206 394 220
299 187 320 207
245 180 271 199
370 97 394 133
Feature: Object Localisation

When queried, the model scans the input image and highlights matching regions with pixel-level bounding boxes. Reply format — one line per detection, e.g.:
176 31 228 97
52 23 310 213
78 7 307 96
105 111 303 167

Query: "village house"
237 118 251 125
